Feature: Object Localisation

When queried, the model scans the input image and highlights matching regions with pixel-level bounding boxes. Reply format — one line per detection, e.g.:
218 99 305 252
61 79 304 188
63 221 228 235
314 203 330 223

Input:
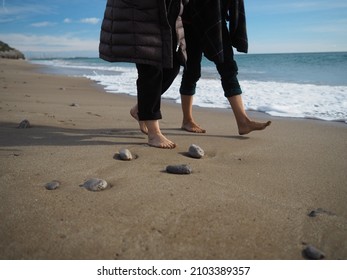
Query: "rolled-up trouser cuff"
179 84 196 96
137 111 162 121
224 88 242 98
179 68 200 96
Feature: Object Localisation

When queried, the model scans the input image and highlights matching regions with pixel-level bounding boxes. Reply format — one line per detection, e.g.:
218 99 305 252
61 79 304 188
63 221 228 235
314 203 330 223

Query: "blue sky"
0 0 346 57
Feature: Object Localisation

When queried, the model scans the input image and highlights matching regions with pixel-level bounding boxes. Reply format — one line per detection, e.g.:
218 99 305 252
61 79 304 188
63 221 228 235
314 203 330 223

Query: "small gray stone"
45 180 60 190
119 148 133 161
17 119 31 128
188 144 204 159
308 208 335 217
308 210 319 217
303 245 325 260
166 164 192 175
80 178 108 191
70 103 79 107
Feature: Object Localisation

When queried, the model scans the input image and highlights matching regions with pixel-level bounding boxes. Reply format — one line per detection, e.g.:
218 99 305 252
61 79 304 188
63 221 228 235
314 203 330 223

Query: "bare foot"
238 120 271 135
148 133 176 149
145 120 176 149
181 121 206 133
130 106 148 134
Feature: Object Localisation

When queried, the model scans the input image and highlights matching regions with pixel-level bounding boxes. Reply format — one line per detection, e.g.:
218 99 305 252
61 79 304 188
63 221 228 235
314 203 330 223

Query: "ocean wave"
85 71 347 123
30 56 347 124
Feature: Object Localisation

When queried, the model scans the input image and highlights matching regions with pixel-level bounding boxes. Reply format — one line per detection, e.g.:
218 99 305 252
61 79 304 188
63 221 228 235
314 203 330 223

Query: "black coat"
228 0 248 53
183 0 248 63
99 0 188 68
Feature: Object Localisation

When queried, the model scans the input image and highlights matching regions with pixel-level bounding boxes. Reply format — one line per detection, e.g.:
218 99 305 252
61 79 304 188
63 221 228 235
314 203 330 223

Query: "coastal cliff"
0 41 25 59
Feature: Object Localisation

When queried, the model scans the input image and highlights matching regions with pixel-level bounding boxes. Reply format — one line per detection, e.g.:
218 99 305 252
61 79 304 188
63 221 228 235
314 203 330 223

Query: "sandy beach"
0 58 346 260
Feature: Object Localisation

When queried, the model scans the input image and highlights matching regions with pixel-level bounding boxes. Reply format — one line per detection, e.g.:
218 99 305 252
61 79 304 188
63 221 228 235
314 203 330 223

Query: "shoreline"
1 58 346 260
25 58 347 125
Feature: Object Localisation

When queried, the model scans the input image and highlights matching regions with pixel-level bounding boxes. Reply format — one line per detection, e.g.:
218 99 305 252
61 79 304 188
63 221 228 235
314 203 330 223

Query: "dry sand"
0 59 346 260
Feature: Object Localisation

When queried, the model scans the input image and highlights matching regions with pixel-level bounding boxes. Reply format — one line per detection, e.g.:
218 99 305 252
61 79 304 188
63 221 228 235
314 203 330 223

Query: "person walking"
99 0 188 148
179 0 271 135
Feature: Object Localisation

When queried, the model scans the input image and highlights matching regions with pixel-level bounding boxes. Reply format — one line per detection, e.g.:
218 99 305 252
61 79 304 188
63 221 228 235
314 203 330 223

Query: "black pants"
180 19 242 97
136 57 180 121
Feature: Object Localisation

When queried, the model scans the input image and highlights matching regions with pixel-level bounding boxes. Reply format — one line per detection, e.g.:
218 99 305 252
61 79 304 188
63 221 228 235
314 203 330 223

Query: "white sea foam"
85 68 347 123
31 56 347 124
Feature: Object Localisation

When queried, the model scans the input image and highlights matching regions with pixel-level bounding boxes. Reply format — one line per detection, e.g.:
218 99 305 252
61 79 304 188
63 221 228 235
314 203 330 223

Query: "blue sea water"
30 52 347 123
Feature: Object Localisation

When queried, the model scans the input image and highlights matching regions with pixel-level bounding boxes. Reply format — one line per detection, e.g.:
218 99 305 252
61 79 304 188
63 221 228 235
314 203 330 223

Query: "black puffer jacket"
99 0 188 68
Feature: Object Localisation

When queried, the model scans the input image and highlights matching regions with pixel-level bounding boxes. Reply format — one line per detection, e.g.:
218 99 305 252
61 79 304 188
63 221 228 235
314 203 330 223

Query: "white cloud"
0 33 99 53
62 17 100 25
80 18 100 25
2 0 8 12
249 39 347 54
31 21 56 27
0 3 51 16
0 3 52 23
302 19 347 33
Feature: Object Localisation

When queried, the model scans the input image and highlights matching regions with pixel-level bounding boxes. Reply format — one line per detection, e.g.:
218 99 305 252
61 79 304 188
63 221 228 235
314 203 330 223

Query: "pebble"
119 148 133 161
308 208 335 217
80 178 108 191
188 144 204 159
166 164 192 175
44 180 61 190
17 119 31 128
70 103 79 107
303 245 325 260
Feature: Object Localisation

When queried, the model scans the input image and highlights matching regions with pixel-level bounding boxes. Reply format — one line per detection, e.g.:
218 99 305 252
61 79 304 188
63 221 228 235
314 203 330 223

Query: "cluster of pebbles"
32 122 329 260
166 144 204 175
44 144 205 193
117 144 204 175
301 208 336 260
44 178 109 192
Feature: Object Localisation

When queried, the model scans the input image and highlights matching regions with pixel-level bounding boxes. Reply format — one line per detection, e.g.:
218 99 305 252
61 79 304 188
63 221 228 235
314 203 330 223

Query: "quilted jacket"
99 0 188 68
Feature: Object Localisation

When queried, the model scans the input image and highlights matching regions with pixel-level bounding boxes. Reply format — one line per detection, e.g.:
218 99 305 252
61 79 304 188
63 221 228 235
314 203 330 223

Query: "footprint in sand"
87 112 102 117
308 208 336 217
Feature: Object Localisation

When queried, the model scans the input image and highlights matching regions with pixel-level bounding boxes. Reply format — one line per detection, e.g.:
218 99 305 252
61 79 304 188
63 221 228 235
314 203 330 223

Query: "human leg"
227 95 271 135
130 104 147 134
131 63 161 135
216 23 271 135
132 53 182 133
180 95 206 133
219 63 271 135
135 63 176 148
179 24 205 133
